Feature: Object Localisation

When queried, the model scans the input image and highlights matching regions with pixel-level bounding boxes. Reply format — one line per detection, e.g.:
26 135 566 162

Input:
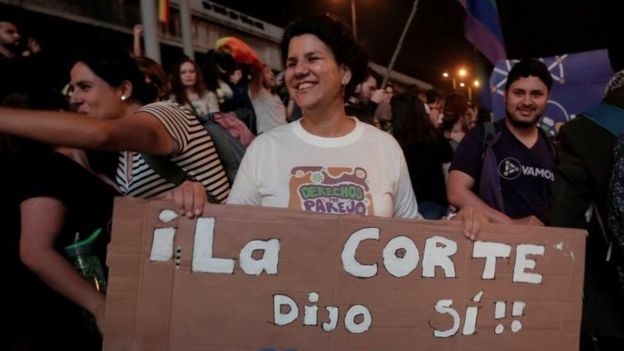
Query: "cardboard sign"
103 198 586 351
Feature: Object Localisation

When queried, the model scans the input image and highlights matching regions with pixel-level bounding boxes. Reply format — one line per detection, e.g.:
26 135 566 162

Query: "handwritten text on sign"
104 200 585 351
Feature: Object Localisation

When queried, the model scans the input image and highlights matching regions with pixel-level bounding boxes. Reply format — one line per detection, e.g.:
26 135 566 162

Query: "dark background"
212 0 622 88
2 0 622 90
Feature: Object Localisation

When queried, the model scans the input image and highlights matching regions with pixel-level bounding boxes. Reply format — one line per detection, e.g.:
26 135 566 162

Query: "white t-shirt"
227 117 421 219
249 88 287 134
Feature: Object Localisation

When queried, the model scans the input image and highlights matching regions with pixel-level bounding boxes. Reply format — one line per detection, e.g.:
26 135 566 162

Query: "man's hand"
452 205 489 241
158 180 207 218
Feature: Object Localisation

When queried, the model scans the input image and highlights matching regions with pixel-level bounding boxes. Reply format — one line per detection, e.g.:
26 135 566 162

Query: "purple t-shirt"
449 120 554 222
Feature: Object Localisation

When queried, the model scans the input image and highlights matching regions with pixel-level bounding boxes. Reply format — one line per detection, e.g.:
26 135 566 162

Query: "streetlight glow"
473 80 480 87
458 68 467 78
459 82 466 87
442 72 449 78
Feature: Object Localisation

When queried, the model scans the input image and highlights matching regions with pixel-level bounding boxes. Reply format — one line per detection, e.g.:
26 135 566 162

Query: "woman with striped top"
0 47 229 336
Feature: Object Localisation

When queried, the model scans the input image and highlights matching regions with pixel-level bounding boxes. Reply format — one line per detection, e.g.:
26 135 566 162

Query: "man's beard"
2 42 20 55
506 111 542 129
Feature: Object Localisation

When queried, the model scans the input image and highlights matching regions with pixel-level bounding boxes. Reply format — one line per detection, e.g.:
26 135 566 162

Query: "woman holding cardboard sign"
0 45 230 341
227 14 486 236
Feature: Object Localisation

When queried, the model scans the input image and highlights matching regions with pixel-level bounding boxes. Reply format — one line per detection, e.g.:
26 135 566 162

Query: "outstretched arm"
0 107 175 155
132 24 144 57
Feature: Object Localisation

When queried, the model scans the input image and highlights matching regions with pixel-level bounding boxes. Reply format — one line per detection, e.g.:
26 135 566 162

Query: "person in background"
440 93 470 150
345 69 386 127
0 17 63 102
424 89 443 129
447 58 554 225
375 80 394 132
391 92 453 219
548 70 624 351
170 57 219 118
227 14 485 238
249 64 287 134
135 56 170 101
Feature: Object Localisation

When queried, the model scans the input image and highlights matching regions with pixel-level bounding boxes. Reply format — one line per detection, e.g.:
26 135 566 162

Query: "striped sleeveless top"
115 102 230 201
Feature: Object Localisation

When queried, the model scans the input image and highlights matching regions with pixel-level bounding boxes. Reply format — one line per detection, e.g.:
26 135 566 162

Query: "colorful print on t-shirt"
288 166 374 215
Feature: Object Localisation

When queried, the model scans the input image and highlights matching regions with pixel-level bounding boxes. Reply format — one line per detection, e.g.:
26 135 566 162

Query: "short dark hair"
280 14 368 98
505 58 553 92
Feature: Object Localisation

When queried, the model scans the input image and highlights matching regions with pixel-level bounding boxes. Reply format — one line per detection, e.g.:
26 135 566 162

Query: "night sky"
212 0 618 88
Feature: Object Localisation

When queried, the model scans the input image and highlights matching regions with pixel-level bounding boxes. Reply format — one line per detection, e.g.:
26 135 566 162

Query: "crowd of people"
1 11 623 351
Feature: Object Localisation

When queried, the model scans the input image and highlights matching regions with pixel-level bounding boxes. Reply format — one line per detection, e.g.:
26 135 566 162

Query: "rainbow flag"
158 0 170 23
457 0 506 63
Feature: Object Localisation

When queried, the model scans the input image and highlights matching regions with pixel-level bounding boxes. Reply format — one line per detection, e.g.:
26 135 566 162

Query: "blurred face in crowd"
0 21 21 54
463 100 478 130
69 62 127 120
179 61 198 88
285 34 348 113
262 65 277 89
357 76 378 102
382 84 394 104
505 76 549 128
229 69 242 85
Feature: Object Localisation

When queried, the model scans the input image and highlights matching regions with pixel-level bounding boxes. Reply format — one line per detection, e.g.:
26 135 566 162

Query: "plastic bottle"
64 228 107 293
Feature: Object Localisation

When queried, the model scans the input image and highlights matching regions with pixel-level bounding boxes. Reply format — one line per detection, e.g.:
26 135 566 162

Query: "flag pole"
382 0 420 87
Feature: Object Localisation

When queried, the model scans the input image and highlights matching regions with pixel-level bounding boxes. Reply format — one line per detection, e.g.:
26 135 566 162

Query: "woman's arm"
0 107 175 155
19 197 106 332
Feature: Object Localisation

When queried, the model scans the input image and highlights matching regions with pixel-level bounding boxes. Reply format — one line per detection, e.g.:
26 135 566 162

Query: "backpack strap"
141 154 220 204
481 121 496 160
583 103 624 136
478 122 505 212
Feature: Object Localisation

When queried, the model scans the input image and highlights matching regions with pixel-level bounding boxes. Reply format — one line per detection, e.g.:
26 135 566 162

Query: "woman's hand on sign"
453 205 489 241
158 180 207 218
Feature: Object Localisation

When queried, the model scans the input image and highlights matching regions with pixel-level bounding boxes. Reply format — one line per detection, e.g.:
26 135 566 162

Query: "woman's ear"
340 65 352 86
119 80 134 102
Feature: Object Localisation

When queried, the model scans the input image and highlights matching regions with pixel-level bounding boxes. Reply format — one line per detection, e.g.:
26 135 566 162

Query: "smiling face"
285 34 348 113
504 76 549 128
69 62 126 119
179 61 198 88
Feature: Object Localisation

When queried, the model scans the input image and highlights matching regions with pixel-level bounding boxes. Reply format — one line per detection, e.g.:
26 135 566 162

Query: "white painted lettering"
513 244 545 284
433 299 460 337
344 305 372 334
274 294 299 326
342 227 379 278
382 235 419 277
422 236 457 278
192 217 235 274
239 239 280 275
472 241 512 279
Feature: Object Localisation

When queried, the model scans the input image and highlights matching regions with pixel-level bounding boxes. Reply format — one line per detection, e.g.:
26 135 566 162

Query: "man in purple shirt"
447 58 554 224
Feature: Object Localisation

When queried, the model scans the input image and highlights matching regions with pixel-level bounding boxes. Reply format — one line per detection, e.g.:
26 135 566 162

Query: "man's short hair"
505 58 553 92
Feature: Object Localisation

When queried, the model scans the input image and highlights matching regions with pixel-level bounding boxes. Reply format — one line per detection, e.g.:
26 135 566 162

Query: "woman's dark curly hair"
280 14 368 98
